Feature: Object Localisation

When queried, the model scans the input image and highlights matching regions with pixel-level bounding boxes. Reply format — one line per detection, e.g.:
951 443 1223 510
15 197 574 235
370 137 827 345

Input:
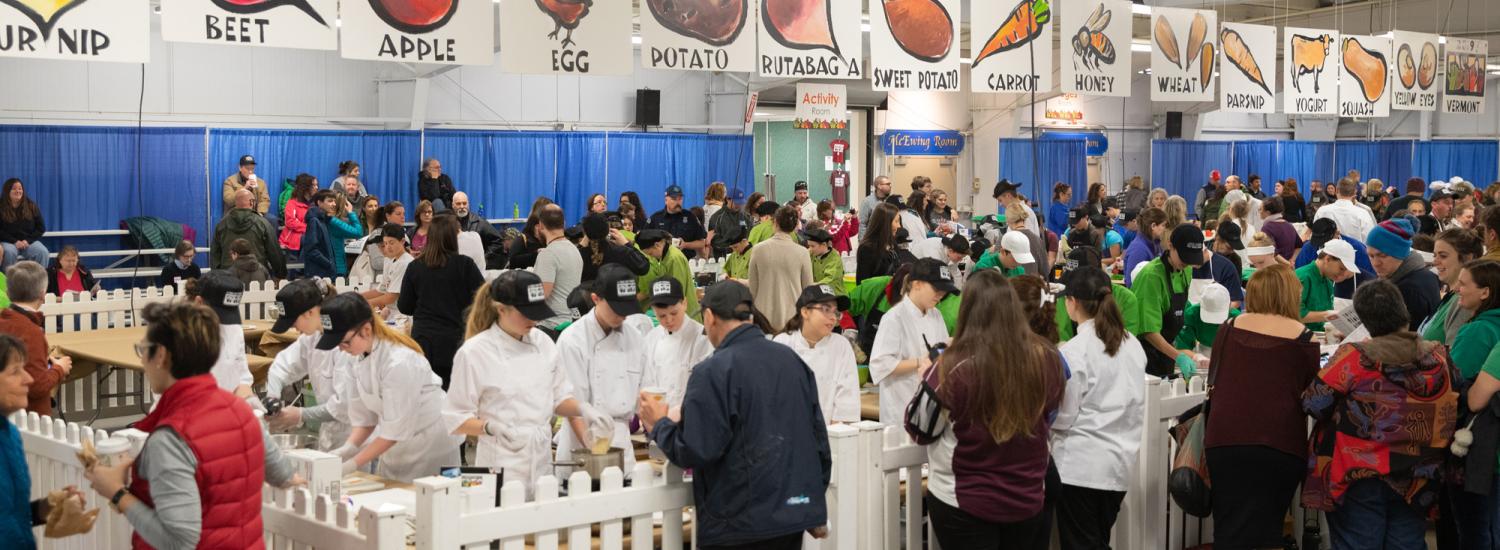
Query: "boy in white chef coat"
642 277 713 408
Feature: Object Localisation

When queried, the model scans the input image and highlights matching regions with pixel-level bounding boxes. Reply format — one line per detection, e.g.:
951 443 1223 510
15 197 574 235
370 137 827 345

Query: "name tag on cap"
939 269 952 280
526 283 546 303
320 315 333 331
819 284 834 295
271 301 286 317
617 280 637 298
1188 242 1204 250
653 280 672 296
223 291 243 307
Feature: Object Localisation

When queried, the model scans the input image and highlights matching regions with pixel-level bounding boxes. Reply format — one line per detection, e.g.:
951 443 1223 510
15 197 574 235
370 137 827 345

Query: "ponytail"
369 304 424 354
589 240 605 266
781 308 806 335
888 263 914 305
465 280 500 340
1075 292 1127 355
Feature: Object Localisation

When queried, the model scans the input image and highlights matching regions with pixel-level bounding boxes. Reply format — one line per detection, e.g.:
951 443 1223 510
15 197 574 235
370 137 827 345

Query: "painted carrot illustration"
973 0 1051 65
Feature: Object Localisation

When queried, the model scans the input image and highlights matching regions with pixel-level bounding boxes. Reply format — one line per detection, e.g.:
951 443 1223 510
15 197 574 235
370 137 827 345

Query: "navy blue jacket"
299 209 337 279
1192 251 1245 302
651 324 831 546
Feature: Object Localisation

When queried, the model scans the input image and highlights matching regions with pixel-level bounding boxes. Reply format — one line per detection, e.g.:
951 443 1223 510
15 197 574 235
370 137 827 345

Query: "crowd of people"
7 159 1500 550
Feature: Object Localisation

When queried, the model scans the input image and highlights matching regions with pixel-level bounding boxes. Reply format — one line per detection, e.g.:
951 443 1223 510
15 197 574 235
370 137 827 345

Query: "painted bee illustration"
1072 3 1116 71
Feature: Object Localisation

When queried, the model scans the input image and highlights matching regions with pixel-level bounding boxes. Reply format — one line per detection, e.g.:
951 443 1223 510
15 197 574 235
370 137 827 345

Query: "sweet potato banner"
868 0 961 91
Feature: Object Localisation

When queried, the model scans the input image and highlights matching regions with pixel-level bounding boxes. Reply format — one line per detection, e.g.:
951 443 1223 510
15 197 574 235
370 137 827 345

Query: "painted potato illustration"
882 0 953 62
1418 42 1437 89
762 0 837 54
369 0 458 34
1343 37 1388 103
650 0 747 46
1397 44 1416 89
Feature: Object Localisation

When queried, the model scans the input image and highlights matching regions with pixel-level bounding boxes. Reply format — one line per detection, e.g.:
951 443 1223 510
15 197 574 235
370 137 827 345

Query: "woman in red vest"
84 302 302 549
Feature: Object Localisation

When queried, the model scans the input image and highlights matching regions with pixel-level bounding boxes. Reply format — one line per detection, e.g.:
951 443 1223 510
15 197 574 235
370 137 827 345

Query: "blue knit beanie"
1366 218 1414 260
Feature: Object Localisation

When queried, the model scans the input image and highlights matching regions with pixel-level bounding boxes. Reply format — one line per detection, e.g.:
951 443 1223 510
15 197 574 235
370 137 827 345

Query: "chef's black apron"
1144 262 1189 378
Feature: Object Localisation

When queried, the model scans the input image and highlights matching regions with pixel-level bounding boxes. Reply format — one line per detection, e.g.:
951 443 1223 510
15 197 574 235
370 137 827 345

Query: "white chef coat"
457 231 486 270
868 299 949 425
642 318 713 407
444 324 572 493
909 237 947 261
343 339 461 482
264 333 354 451
771 332 860 423
554 310 654 473
624 314 654 338
899 210 928 238
212 324 254 392
1314 199 1377 243
1051 320 1147 492
379 253 414 325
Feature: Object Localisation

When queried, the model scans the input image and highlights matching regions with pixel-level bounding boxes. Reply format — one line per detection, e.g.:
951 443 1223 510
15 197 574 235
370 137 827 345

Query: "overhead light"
861 23 871 32
1130 41 1151 53
1439 36 1447 44
632 35 642 45
1131 4 1151 15
1488 64 1500 71
1379 31 1394 39
960 57 971 64
335 18 341 27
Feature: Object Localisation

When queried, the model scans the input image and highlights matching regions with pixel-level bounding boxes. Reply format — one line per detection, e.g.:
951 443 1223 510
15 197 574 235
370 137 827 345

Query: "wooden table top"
861 392 878 422
50 325 274 379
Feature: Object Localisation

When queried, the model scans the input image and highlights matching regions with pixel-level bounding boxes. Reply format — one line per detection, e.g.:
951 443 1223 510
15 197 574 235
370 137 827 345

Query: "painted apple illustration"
212 0 328 27
369 0 459 34
648 0 746 47
1 0 89 39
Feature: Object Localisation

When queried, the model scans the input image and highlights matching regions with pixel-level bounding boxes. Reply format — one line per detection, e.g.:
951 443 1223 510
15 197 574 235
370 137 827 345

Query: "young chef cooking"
554 264 654 473
868 259 955 424
443 271 614 493
320 293 461 482
192 271 256 401
772 284 861 423
263 279 354 451
641 277 712 408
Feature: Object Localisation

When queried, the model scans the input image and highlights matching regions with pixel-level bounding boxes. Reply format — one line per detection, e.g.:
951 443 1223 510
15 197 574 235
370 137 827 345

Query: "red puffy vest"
130 374 265 549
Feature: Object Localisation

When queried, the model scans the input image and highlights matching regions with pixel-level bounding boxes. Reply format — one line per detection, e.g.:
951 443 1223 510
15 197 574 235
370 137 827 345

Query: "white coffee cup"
94 437 133 468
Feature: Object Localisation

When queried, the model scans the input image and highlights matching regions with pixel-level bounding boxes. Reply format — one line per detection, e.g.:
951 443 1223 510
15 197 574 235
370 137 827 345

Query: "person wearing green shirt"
1133 225 1203 378
804 228 846 297
1296 239 1359 332
635 229 701 321
1449 262 1500 381
1052 245 1141 341
748 201 778 245
1420 229 1485 345
1172 283 1239 354
0 271 9 310
974 231 1034 278
721 226 753 282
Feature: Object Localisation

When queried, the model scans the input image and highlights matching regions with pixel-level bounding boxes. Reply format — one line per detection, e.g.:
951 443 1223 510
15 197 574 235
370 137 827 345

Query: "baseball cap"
1068 207 1088 226
1121 209 1140 223
1429 188 1455 202
1058 245 1103 287
992 179 1020 199
270 279 323 333
801 227 833 244
314 293 374 351
635 229 671 249
1000 231 1036 264
1102 196 1120 210
239 155 256 166
647 277 684 308
594 263 644 316
796 284 851 311
909 258 960 295
1309 218 1339 247
1056 265 1112 300
581 213 610 242
1209 169 1221 181
699 280 755 320
794 181 809 191
665 185 684 198
1198 283 1232 324
197 270 245 325
1170 224 1207 265
967 237 991 263
1088 213 1110 230
1211 221 1245 250
490 270 557 322
729 187 746 202
1317 239 1362 275
755 200 781 217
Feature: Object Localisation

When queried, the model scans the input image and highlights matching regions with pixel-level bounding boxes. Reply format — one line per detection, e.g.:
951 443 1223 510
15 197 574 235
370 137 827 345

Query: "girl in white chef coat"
869 259 954 424
641 277 713 407
444 272 615 493
772 284 860 423
554 264 654 473
264 279 354 451
319 292 461 482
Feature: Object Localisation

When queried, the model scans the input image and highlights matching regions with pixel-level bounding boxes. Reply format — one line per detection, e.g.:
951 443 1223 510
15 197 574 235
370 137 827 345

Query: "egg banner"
341 0 494 65
1217 22 1276 113
970 0 1053 93
1442 38 1487 115
161 0 336 50
1060 0 1131 97
1339 35 1391 117
641 0 755 72
0 0 150 62
869 0 961 91
501 0 630 74
1150 7 1216 102
1283 27 1339 115
756 0 862 79
1391 31 1439 111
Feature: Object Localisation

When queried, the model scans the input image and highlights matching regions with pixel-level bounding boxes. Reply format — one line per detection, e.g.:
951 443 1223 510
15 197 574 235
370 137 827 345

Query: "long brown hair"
863 203 901 252
1009 275 1059 342
939 270 1060 444
1069 284 1128 355
0 178 39 223
413 200 434 230
419 213 461 269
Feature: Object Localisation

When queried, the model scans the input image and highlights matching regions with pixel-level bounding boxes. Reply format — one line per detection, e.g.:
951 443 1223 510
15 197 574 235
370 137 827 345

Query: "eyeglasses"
133 341 157 358
805 304 839 316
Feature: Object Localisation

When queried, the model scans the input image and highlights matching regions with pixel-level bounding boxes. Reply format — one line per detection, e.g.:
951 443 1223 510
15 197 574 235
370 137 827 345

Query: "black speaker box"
636 89 661 128
1165 112 1183 139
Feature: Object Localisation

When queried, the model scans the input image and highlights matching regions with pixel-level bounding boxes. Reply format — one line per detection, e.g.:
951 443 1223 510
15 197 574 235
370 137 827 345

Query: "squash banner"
161 0 337 50
641 0 756 72
1338 35 1391 117
970 0 1053 93
868 0 961 91
756 0 862 79
0 0 150 62
340 0 494 65
1150 7 1216 102
1060 0 1131 97
1283 27 1340 115
1217 22 1276 113
1442 38 1487 115
1391 31 1439 111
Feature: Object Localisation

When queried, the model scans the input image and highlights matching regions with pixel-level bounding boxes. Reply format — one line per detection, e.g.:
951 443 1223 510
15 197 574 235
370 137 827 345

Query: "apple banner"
340 0 494 65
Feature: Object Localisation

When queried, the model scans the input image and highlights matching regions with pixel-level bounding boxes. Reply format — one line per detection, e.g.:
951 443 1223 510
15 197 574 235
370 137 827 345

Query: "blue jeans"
1328 479 1429 550
1451 476 1500 550
1 241 48 269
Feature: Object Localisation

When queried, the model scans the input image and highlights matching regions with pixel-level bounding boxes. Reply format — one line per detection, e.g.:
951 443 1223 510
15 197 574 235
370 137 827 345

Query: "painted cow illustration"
1291 34 1333 93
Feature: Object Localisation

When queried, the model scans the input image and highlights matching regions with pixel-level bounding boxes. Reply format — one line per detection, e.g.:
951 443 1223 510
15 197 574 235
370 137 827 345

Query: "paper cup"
94 437 133 468
642 387 667 402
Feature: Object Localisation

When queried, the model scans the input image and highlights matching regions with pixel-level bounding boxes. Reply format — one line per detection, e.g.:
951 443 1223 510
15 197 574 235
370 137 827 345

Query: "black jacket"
708 207 753 256
455 212 507 270
417 172 456 207
856 243 897 283
578 241 650 283
1466 392 1500 495
45 263 95 295
211 208 287 278
507 232 545 270
157 261 201 287
1388 254 1442 331
650 324 831 546
0 210 44 244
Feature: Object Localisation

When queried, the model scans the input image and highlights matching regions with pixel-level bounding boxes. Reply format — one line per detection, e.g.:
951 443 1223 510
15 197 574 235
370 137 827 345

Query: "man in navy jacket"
639 281 832 549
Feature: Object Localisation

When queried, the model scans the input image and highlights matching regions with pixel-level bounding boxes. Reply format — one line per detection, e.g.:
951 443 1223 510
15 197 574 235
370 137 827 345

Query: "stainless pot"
270 433 318 450
554 448 625 478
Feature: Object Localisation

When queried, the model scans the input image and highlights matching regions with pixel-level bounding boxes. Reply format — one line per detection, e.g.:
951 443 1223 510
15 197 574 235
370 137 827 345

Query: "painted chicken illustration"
536 0 592 48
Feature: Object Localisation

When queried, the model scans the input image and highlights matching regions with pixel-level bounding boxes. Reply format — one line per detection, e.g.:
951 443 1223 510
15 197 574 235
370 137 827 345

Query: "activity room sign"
793 83 847 129
161 0 337 50
0 0 150 62
340 0 494 65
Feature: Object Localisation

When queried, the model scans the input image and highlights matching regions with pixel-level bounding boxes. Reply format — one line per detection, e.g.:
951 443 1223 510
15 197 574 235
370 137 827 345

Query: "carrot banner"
1339 35 1392 117
1442 38 1487 115
1218 22 1276 114
1060 0 1132 97
969 0 1053 93
868 0 961 91
1150 7 1216 102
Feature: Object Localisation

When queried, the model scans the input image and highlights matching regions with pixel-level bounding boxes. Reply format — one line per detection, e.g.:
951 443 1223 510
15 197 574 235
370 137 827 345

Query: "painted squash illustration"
882 0 953 62
1343 37 1389 103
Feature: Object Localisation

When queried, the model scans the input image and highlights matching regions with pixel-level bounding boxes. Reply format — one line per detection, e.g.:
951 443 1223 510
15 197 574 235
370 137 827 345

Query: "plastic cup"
642 387 667 402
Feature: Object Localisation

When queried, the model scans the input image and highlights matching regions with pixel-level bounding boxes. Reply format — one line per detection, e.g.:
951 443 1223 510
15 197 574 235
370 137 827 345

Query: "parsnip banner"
868 0 961 91
1442 38 1487 115
641 0 755 71
1217 22 1275 113
1060 0 1131 97
1339 35 1391 117
756 0 862 79
970 0 1052 93
1283 27 1339 115
1390 31 1439 111
1150 7 1216 102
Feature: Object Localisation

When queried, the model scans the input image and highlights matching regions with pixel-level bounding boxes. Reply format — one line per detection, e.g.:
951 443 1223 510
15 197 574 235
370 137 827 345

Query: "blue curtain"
207 129 421 223
1414 140 1499 189
556 133 608 221
422 130 558 220
1274 141 1336 197
1150 140 1233 202
1232 141 1278 186
1333 141 1413 187
998 138 1089 223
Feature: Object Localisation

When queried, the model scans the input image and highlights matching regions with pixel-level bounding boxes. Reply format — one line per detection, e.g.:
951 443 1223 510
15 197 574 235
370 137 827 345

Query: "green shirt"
1173 303 1242 352
1057 284 1142 342
1295 262 1334 332
811 250 846 296
938 294 960 334
1454 309 1500 381
0 273 8 310
974 250 1024 277
1131 258 1192 335
723 245 753 280
638 246 701 321
748 220 774 246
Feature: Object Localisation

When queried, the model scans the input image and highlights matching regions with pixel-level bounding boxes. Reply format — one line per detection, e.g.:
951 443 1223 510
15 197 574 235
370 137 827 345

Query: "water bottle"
513 203 520 218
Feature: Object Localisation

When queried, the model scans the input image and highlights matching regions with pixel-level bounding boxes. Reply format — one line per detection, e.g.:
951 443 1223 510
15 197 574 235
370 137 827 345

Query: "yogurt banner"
1283 28 1340 115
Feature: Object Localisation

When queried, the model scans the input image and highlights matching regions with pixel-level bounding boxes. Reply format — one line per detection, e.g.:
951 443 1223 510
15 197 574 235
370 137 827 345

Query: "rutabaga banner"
1150 7 1216 102
756 0 862 79
640 0 756 72
341 0 494 65
1391 31 1439 111
161 0 337 50
1060 0 1131 97
501 0 632 74
868 0 961 91
1217 22 1276 113
1339 35 1391 117
1442 38 1487 115
0 0 150 62
1283 28 1339 115
969 0 1052 93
